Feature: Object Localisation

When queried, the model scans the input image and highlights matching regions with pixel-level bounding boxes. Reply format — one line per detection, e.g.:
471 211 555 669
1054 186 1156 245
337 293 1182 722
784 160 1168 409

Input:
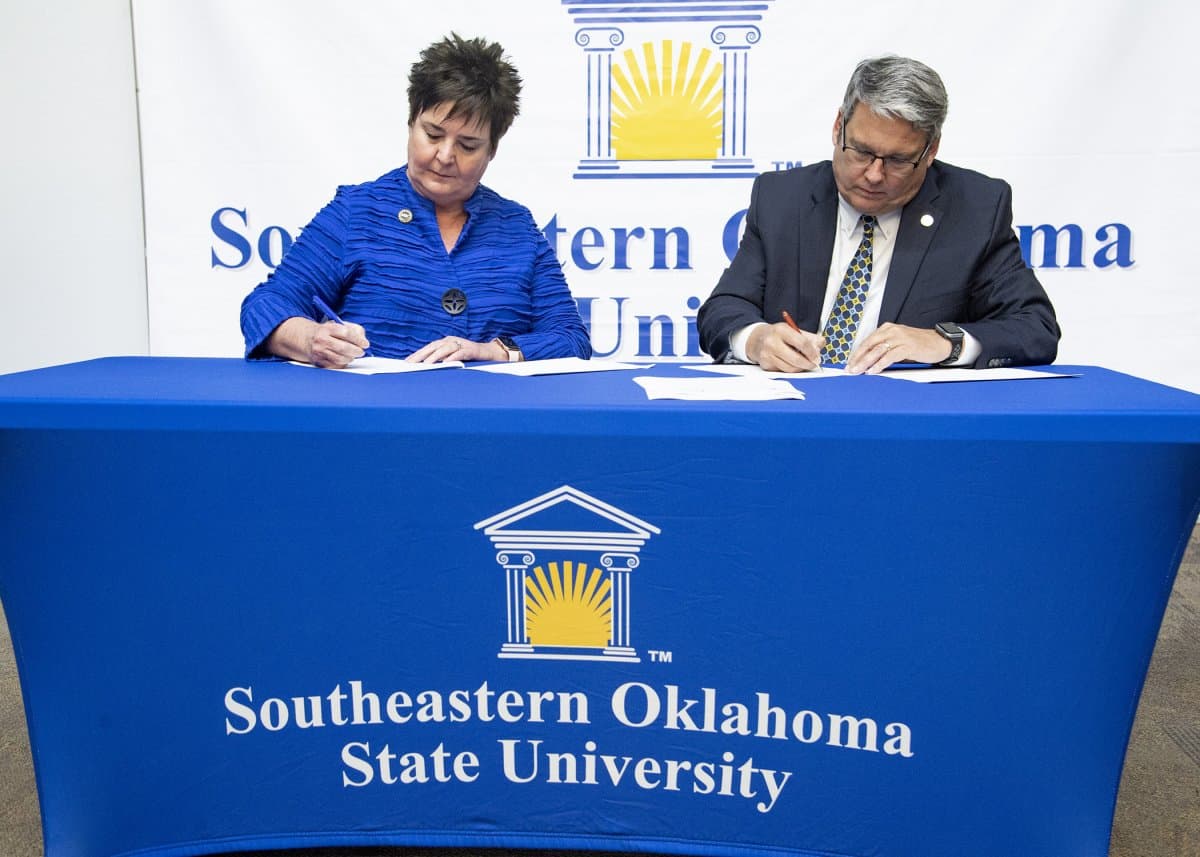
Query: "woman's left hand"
407 336 506 364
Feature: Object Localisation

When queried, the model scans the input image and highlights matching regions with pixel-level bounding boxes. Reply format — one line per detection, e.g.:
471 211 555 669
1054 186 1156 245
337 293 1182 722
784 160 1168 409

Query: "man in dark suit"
698 55 1060 374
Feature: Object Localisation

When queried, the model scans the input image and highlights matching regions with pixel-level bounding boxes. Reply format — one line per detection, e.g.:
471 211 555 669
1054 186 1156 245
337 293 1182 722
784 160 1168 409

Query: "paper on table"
682 363 846 380
468 357 650 376
880 367 1079 383
634 375 805 401
289 357 464 374
685 363 1075 384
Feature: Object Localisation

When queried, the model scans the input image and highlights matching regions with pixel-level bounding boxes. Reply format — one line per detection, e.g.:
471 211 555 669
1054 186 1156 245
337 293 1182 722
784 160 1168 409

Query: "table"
0 357 1197 857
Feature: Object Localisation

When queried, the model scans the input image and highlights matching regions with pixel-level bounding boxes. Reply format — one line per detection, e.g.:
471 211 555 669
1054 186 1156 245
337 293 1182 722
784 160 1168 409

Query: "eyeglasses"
840 122 933 176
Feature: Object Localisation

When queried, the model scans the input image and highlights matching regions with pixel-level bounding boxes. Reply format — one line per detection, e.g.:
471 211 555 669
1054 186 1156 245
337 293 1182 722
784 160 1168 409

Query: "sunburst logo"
474 486 660 662
525 560 611 647
611 41 723 161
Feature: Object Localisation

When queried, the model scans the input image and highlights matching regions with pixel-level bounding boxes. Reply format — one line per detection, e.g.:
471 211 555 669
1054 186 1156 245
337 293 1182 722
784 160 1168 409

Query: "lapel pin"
398 209 413 223
920 213 934 228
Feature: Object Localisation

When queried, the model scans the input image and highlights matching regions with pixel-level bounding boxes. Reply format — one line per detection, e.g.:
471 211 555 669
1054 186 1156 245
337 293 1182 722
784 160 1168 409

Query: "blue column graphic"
575 27 623 174
713 25 760 170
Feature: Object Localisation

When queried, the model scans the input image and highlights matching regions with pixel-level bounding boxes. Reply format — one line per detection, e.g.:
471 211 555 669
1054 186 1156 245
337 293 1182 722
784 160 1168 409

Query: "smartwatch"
934 322 964 365
494 336 523 362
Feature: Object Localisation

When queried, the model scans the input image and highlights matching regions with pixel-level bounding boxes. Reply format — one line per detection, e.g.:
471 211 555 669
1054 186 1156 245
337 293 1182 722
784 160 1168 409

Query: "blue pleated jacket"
241 167 591 360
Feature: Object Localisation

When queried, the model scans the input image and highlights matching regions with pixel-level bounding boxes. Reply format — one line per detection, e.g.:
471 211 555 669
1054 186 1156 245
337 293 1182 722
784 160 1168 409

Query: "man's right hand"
746 322 824 372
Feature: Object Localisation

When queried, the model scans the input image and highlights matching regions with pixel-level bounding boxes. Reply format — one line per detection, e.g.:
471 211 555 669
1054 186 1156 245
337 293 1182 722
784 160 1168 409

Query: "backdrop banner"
132 0 1198 392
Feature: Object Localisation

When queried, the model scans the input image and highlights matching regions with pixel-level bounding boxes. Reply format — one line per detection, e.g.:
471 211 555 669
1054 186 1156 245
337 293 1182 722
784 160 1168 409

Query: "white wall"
0 0 148 375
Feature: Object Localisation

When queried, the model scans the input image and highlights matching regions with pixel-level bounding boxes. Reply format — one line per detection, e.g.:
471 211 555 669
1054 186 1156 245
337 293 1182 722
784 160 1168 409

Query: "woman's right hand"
308 320 370 368
266 317 370 369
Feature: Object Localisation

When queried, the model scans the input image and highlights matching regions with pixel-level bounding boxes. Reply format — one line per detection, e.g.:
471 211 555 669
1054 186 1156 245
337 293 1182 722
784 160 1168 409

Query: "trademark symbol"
648 649 673 663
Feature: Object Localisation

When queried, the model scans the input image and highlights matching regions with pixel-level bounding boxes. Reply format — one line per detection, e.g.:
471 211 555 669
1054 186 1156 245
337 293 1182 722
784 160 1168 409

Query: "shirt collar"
836 194 901 242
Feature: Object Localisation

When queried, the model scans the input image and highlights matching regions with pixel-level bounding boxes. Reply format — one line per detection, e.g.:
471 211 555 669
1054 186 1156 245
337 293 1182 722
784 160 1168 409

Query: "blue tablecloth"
1 358 1198 857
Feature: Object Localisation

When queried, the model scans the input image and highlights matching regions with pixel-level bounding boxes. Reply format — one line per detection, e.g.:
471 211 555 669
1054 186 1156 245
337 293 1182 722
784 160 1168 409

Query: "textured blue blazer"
241 167 591 361
698 160 1060 367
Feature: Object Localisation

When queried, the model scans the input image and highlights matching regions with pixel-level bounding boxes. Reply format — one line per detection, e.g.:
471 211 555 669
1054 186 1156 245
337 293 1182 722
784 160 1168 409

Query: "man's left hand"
846 323 953 374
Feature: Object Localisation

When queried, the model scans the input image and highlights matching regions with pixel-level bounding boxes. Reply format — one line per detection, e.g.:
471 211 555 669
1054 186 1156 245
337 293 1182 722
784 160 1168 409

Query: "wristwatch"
934 322 964 365
494 336 523 362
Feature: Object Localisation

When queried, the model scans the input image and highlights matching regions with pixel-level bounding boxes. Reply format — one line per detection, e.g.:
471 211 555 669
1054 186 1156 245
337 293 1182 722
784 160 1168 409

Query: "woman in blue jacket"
241 33 590 368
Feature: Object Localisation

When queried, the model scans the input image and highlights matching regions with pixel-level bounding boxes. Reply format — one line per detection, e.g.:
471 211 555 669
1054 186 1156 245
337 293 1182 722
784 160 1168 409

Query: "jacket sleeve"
697 175 771 363
239 189 352 359
510 213 592 361
958 181 1061 368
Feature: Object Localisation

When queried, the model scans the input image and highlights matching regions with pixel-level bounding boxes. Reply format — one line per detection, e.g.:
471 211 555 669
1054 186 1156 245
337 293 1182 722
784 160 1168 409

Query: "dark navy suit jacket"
697 160 1060 368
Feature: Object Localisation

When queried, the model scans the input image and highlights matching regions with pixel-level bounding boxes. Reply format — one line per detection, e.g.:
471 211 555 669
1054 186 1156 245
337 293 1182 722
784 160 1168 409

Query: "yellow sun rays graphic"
611 40 723 160
525 560 612 648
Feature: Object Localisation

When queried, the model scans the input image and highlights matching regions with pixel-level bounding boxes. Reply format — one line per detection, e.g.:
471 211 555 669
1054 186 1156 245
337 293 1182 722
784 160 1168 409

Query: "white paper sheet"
634 375 805 401
468 357 650 376
684 363 1076 384
289 357 464 374
681 363 846 380
879 367 1079 383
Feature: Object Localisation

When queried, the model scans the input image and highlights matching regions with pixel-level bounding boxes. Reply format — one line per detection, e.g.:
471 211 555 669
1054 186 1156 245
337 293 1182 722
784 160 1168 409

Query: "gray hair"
840 55 949 142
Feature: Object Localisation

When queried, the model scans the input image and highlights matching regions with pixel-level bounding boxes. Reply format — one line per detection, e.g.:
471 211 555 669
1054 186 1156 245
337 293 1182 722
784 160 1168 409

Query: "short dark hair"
407 33 522 153
841 55 949 143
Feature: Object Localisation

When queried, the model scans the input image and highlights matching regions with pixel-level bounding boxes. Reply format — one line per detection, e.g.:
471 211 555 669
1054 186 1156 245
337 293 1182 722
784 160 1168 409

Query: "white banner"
132 0 1199 392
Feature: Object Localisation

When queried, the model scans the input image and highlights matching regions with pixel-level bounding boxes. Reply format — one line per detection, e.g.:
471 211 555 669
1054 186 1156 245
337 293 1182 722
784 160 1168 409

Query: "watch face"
937 322 963 338
499 336 518 350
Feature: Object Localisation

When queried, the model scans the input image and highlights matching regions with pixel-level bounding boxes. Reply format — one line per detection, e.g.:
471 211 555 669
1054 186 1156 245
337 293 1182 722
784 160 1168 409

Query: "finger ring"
882 342 893 351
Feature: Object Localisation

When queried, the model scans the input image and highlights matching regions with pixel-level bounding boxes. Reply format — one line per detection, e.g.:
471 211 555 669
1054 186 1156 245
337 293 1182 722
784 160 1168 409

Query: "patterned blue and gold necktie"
820 215 876 367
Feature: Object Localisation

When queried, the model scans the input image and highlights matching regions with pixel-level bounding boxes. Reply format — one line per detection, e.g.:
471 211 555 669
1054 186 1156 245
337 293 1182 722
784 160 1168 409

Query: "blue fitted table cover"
0 357 1197 857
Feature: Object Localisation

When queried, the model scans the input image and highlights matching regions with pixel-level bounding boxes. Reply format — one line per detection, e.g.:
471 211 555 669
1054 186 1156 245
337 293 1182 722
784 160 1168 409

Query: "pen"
313 295 371 356
781 310 822 373
312 294 346 324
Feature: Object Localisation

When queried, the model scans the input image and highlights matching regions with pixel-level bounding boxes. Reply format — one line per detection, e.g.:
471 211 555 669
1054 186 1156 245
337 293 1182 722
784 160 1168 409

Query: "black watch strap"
934 322 964 366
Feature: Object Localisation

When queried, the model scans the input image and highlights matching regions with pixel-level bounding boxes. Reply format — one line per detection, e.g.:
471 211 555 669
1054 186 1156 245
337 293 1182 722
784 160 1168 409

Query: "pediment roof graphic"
474 485 660 554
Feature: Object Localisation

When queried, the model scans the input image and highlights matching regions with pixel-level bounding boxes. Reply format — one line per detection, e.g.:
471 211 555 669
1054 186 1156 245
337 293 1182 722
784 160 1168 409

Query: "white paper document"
289 357 464 374
684 363 1075 384
468 357 649 376
880 367 1079 383
634 375 805 401
682 363 847 380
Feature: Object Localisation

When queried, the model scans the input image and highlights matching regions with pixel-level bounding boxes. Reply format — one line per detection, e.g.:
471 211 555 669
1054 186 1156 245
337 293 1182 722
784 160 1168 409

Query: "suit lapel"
795 167 839 330
880 164 944 323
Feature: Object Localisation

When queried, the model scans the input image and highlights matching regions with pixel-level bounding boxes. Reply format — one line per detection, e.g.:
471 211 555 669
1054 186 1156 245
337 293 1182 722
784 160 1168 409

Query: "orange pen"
781 310 822 373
